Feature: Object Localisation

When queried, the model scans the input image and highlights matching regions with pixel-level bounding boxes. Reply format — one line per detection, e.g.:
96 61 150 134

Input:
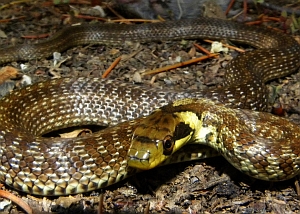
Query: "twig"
61 14 107 21
0 0 33 10
194 43 219 58
295 180 300 196
204 39 245 53
0 189 32 214
225 0 235 16
110 19 162 23
142 54 218 76
243 0 247 20
0 16 26 23
98 192 104 214
105 3 126 20
102 56 122 78
22 33 50 39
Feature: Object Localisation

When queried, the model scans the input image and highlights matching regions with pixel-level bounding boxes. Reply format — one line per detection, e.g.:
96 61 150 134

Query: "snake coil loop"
0 18 300 195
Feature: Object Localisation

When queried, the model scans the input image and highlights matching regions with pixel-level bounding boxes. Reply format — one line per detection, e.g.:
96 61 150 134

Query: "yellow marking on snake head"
127 109 200 170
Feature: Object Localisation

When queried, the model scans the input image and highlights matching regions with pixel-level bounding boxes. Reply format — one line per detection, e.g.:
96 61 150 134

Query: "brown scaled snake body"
0 18 300 195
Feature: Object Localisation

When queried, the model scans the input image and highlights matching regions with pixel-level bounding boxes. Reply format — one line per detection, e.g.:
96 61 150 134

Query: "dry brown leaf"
0 66 19 85
55 196 80 208
59 129 92 138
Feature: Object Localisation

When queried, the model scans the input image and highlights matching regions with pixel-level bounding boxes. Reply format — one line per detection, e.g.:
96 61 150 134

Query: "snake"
129 98 300 181
0 17 300 196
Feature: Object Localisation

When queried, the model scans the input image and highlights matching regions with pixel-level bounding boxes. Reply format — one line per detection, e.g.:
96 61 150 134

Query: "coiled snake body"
0 18 300 195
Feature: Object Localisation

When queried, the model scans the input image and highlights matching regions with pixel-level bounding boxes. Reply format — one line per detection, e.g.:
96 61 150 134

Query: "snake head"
127 109 198 170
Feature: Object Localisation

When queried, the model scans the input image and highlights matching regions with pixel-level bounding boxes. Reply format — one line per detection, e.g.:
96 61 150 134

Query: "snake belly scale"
0 17 300 195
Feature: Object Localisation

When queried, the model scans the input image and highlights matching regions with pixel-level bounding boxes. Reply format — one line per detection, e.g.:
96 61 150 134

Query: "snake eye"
163 135 175 155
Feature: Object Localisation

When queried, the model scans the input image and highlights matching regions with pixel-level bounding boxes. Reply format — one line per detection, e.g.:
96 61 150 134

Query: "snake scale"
0 17 300 195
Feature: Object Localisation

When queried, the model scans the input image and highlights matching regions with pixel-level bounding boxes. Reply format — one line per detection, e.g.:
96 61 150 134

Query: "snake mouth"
128 149 150 161
127 134 164 170
127 148 152 170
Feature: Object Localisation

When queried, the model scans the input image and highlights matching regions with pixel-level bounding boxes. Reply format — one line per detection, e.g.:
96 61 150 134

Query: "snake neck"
139 98 300 181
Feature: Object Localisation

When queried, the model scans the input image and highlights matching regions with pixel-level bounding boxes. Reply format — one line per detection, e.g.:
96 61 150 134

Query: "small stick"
194 43 216 56
102 56 122 78
225 0 235 16
110 19 162 23
142 54 218 76
0 189 33 214
295 180 300 196
105 3 126 20
204 39 245 53
0 16 26 23
98 192 104 214
22 33 50 39
62 14 107 21
243 0 247 20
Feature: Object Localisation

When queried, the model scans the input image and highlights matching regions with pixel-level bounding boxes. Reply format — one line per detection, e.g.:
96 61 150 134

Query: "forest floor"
1 0 300 213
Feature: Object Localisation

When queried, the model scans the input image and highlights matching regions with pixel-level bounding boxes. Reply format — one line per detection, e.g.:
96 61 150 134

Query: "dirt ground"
1 0 300 213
